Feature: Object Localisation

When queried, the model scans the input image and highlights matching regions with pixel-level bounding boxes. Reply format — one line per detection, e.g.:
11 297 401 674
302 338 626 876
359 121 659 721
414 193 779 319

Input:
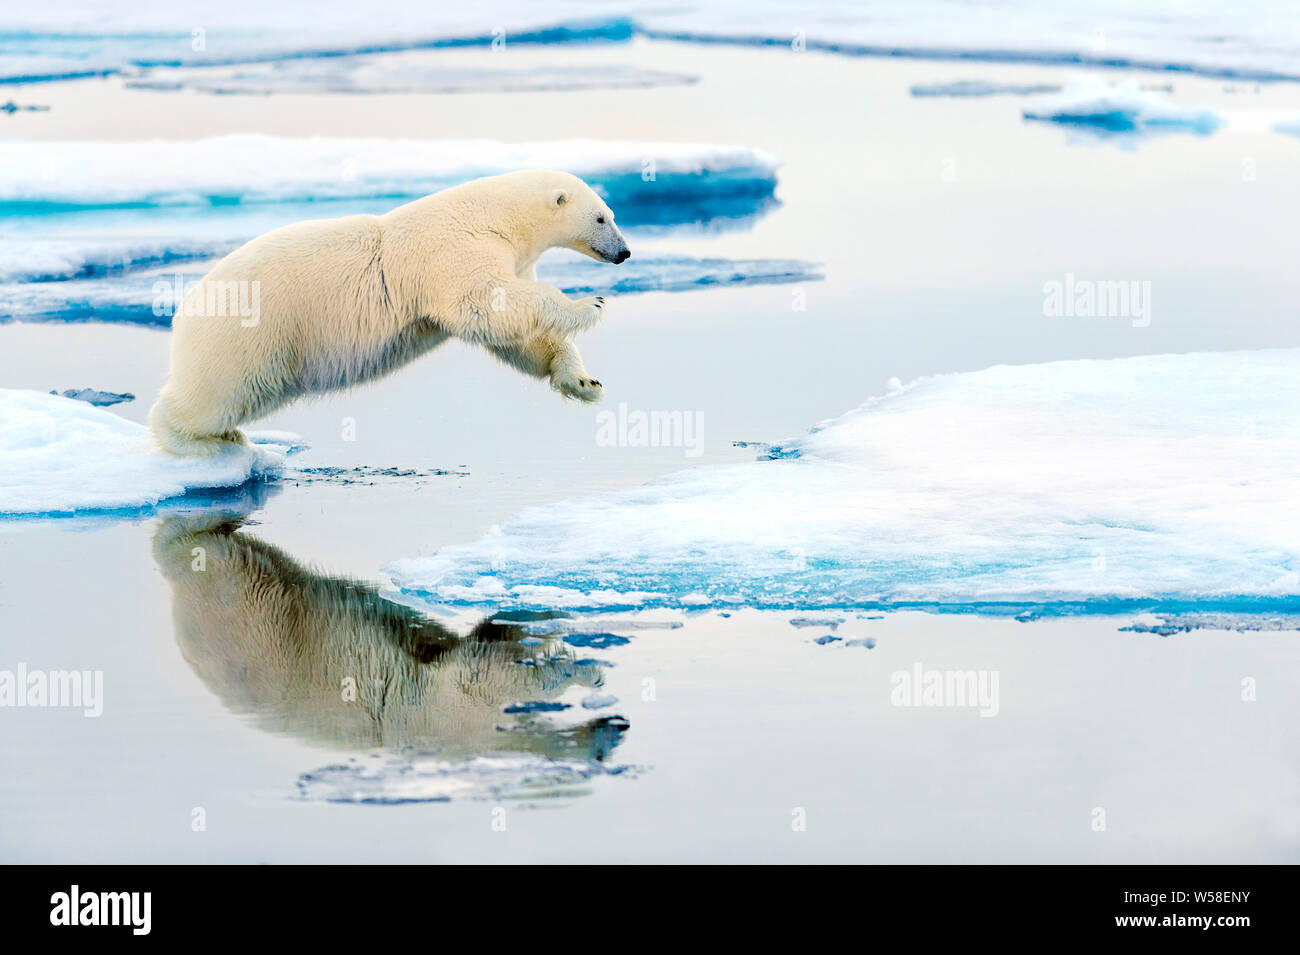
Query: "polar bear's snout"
593 223 631 264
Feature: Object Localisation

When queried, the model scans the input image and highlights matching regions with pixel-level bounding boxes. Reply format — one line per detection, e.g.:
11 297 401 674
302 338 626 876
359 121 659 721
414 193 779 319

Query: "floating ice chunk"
541 252 820 296
50 388 133 407
8 2 1300 84
0 7 639 83
563 633 632 650
387 349 1300 616
1121 613 1300 636
0 136 779 210
911 80 1062 97
582 693 619 710
0 390 292 517
1 252 818 327
0 237 240 284
1273 117 1300 138
1022 78 1223 142
126 61 696 96
843 638 877 649
790 617 842 629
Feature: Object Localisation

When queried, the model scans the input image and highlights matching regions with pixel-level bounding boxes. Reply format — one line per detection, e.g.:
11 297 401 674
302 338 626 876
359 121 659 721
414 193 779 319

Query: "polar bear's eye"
596 216 606 224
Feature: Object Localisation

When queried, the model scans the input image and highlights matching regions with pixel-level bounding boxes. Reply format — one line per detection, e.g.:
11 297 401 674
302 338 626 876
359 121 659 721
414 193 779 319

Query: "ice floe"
1273 116 1300 137
1121 612 1300 636
0 136 779 210
0 251 820 327
5 2 1300 84
126 61 696 96
49 388 133 407
1022 79 1223 141
0 236 242 283
0 389 295 516
910 80 1062 98
387 349 1300 617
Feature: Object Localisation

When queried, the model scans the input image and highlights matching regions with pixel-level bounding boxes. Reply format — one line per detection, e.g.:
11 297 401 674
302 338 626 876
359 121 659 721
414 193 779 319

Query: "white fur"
149 169 629 456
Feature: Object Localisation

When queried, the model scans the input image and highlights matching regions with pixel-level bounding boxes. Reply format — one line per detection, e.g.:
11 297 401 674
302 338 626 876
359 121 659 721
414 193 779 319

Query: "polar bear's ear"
551 189 568 207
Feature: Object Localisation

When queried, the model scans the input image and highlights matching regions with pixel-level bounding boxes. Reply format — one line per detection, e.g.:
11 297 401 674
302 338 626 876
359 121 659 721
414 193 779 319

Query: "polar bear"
149 169 630 456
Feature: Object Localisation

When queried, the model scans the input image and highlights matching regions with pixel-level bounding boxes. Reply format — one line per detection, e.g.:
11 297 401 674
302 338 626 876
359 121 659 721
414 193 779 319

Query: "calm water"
2 40 1298 862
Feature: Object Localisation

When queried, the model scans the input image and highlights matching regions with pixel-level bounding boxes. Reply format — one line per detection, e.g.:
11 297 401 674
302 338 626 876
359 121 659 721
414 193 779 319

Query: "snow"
387 350 1300 616
0 390 294 516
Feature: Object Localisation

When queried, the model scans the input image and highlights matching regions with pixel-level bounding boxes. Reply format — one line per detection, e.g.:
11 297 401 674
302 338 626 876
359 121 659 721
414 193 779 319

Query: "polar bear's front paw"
553 371 604 403
570 296 606 331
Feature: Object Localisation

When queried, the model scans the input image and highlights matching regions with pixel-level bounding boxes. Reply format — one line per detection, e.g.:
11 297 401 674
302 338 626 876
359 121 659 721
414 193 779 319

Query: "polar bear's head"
540 171 631 265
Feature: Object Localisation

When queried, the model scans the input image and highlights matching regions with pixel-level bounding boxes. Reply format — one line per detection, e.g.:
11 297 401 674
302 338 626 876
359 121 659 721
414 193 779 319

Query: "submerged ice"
387 350 1300 616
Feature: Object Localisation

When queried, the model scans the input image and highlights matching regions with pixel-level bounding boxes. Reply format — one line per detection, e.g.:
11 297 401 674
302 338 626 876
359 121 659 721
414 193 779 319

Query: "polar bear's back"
191 212 387 332
166 213 401 418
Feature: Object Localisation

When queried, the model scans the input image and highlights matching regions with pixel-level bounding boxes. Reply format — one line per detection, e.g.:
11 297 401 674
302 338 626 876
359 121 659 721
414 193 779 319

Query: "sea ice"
387 349 1300 616
0 390 294 516
1022 78 1223 141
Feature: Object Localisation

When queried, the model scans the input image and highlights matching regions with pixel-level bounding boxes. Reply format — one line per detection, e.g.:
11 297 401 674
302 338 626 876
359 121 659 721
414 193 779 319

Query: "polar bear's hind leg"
149 396 250 457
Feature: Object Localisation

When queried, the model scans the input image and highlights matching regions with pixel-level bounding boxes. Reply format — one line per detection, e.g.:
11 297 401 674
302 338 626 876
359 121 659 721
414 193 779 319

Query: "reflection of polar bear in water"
150 169 631 456
152 514 627 759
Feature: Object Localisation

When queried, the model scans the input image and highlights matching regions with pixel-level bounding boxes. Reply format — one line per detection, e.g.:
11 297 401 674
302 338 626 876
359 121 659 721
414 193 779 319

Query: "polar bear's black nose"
615 249 630 264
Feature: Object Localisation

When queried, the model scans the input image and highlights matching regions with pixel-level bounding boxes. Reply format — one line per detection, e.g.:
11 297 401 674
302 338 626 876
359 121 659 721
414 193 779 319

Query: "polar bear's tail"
149 393 250 458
